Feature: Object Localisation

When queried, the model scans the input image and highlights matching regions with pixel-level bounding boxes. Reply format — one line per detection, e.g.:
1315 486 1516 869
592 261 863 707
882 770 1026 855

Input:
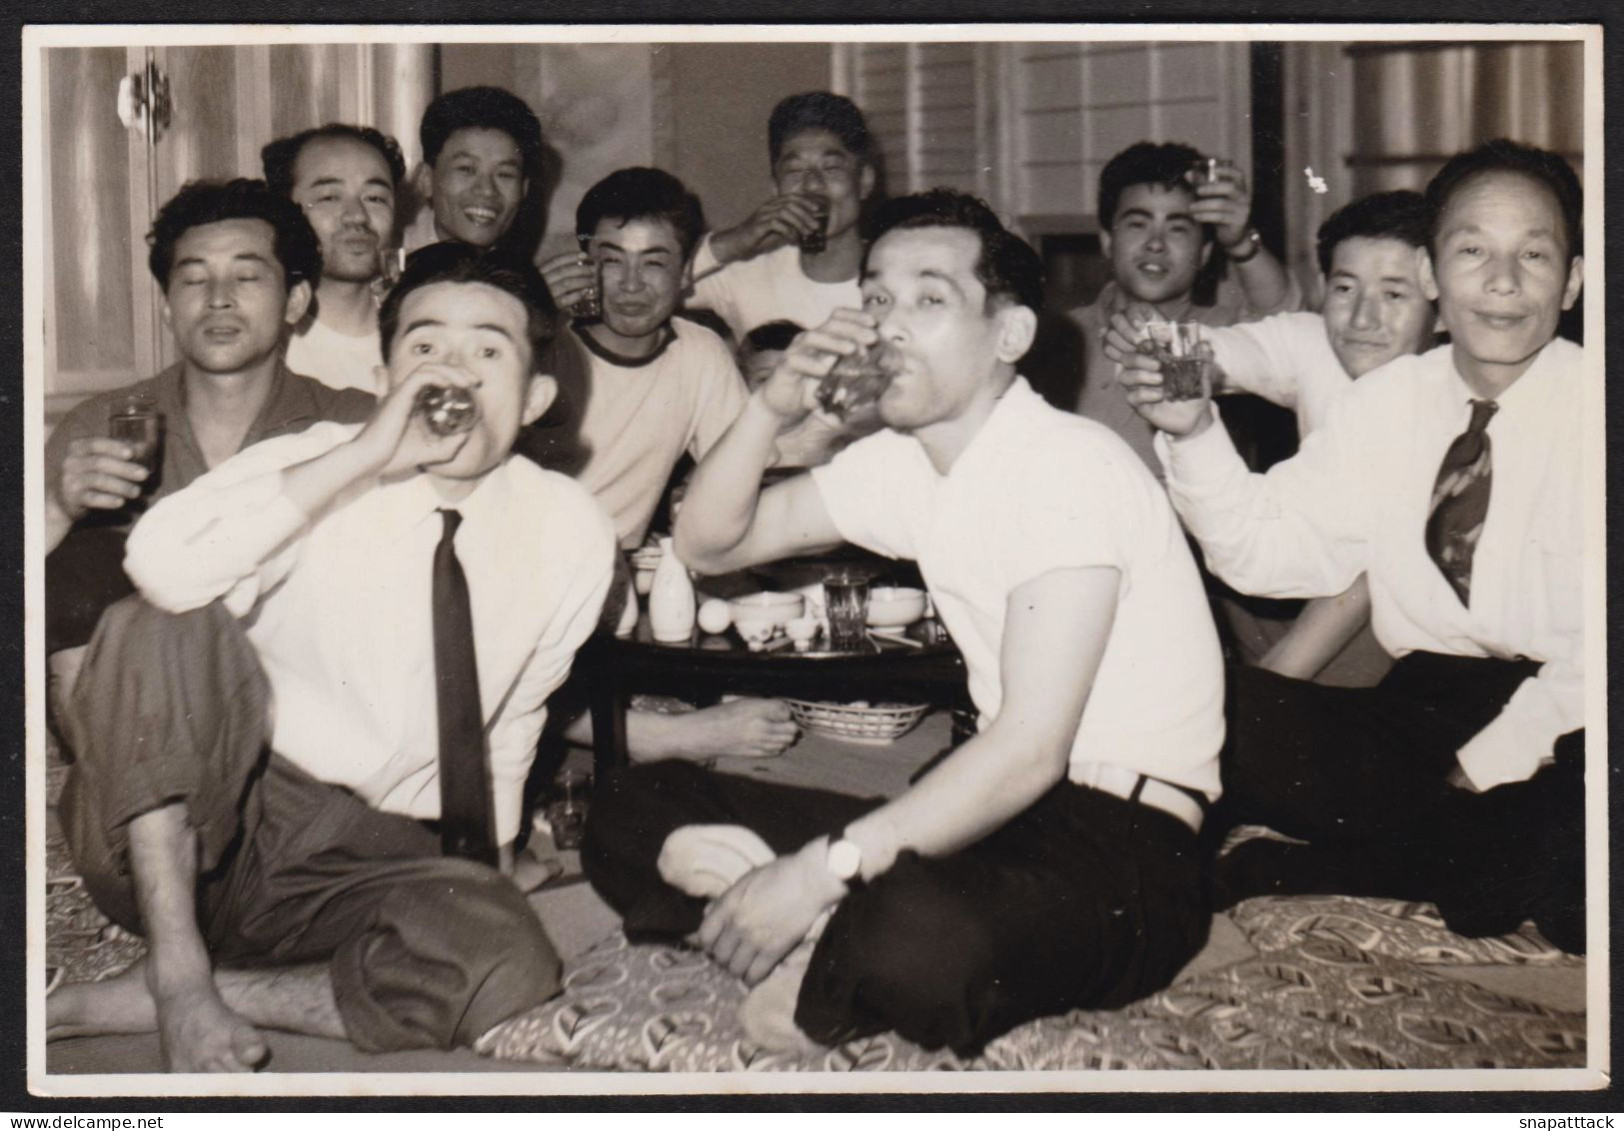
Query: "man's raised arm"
675 313 872 574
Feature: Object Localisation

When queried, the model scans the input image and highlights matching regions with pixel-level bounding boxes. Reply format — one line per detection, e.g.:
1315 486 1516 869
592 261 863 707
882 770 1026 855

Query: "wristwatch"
826 835 865 892
1224 227 1263 264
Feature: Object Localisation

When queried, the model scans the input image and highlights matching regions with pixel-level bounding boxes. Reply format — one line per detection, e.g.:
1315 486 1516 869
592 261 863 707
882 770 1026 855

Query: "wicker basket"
785 699 930 745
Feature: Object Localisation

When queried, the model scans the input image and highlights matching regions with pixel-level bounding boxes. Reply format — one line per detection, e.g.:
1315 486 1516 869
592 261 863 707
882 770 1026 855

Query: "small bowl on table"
866 586 928 630
727 591 805 629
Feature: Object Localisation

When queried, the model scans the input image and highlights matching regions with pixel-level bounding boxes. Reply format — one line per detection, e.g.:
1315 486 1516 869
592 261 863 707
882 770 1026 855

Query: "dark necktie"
432 509 496 865
1425 398 1499 607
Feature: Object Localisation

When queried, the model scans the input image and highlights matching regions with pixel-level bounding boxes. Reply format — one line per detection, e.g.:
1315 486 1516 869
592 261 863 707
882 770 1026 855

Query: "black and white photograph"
22 22 1605 1097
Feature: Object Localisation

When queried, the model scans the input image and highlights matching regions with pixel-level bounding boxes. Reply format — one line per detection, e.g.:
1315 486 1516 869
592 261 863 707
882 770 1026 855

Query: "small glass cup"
815 339 893 421
822 570 872 651
1185 157 1236 186
370 247 406 300
107 395 163 475
1139 321 1209 402
798 192 830 254
545 768 592 851
414 384 480 436
567 250 601 321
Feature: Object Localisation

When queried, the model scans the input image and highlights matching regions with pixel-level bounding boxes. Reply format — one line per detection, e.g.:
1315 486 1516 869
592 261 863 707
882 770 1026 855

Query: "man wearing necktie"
1121 139 1588 952
49 245 616 1071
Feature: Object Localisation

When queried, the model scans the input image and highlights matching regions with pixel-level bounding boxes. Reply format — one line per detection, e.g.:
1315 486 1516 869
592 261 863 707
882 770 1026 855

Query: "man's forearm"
843 730 1067 881
674 395 785 572
1230 248 1294 313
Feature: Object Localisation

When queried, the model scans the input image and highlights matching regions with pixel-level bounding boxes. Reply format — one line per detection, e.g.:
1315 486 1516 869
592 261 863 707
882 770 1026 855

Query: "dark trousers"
46 525 135 655
61 596 563 1052
1216 652 1585 953
582 761 1207 1056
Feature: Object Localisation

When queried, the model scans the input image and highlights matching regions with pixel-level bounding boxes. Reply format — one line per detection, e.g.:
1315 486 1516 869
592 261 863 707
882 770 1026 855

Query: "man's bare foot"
154 982 270 1072
632 698 799 762
738 938 824 1056
47 959 158 1040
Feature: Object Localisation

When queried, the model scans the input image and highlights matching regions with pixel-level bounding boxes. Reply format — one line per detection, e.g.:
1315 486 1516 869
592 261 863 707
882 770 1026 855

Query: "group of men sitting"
42 81 1587 1071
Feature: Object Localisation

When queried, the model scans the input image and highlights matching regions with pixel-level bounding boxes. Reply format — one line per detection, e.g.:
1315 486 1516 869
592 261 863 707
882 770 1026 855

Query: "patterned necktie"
1425 399 1499 607
432 509 496 865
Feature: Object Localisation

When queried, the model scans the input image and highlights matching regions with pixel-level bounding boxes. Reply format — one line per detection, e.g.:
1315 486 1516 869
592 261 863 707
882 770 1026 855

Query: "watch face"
828 838 862 882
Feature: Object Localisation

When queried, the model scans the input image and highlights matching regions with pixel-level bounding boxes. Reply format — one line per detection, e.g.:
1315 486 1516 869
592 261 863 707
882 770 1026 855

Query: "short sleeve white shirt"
573 318 750 547
812 377 1225 797
687 235 862 342
284 318 385 395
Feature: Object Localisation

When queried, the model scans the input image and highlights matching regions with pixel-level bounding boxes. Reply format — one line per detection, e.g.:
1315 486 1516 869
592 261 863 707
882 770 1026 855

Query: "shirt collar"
375 453 518 542
1444 337 1570 419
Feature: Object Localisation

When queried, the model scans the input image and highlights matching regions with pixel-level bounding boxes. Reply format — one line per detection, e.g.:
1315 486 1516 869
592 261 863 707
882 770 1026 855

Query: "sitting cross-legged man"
1104 189 1440 687
582 190 1226 1056
47 244 615 1070
1119 140 1588 953
43 180 375 733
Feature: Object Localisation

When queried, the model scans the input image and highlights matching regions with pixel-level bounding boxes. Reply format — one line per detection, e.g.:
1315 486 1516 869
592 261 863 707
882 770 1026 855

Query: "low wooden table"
578 610 971 780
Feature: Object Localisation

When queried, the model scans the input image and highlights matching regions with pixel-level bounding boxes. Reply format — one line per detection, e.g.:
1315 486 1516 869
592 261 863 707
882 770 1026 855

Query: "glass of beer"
1139 321 1209 402
815 338 893 421
107 395 163 476
822 569 872 651
414 385 480 436
567 250 601 321
798 192 830 254
545 768 592 851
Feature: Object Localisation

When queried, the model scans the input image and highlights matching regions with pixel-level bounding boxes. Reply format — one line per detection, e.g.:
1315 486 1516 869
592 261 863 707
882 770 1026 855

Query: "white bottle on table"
648 536 696 642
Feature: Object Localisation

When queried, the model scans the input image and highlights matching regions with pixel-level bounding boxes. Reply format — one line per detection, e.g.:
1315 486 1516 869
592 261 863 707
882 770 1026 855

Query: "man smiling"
585 190 1225 1055
48 245 615 1070
404 86 542 255
1123 140 1587 951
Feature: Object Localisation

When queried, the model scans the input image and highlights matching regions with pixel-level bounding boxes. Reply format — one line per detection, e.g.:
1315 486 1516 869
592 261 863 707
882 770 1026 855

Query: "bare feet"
738 938 824 1056
47 959 157 1040
632 698 799 762
154 981 269 1072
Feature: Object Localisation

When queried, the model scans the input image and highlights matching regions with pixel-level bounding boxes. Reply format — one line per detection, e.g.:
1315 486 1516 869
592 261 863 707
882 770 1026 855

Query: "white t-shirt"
812 377 1225 798
573 317 750 548
285 318 385 395
1205 311 1353 438
687 234 861 343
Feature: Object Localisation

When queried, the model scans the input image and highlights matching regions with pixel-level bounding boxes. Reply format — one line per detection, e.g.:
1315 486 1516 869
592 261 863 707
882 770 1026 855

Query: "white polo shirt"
812 377 1225 798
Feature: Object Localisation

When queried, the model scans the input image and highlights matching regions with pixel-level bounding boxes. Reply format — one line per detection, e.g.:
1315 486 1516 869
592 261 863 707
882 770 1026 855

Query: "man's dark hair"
260 123 407 200
1097 141 1206 230
1424 138 1582 260
768 91 873 168
869 189 1045 314
742 319 805 356
147 178 321 291
420 86 545 177
378 241 556 365
1314 190 1431 275
575 167 705 259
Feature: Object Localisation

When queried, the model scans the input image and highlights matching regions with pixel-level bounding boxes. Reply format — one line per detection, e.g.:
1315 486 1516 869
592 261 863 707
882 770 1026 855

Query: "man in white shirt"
527 167 799 763
584 190 1225 1055
48 245 616 1070
1120 140 1586 952
264 124 406 394
671 92 875 343
1105 190 1439 686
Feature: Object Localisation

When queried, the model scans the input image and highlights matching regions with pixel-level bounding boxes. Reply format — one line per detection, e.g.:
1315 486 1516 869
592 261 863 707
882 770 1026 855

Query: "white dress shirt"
1205 311 1354 438
1156 338 1585 790
125 423 617 845
813 378 1226 798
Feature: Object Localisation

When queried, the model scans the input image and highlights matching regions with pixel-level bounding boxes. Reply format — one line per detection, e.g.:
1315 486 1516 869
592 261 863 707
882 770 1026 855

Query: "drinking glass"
1139 321 1208 402
568 251 601 321
822 570 871 651
545 769 592 851
798 192 830 254
107 395 163 475
414 385 480 436
815 338 892 421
